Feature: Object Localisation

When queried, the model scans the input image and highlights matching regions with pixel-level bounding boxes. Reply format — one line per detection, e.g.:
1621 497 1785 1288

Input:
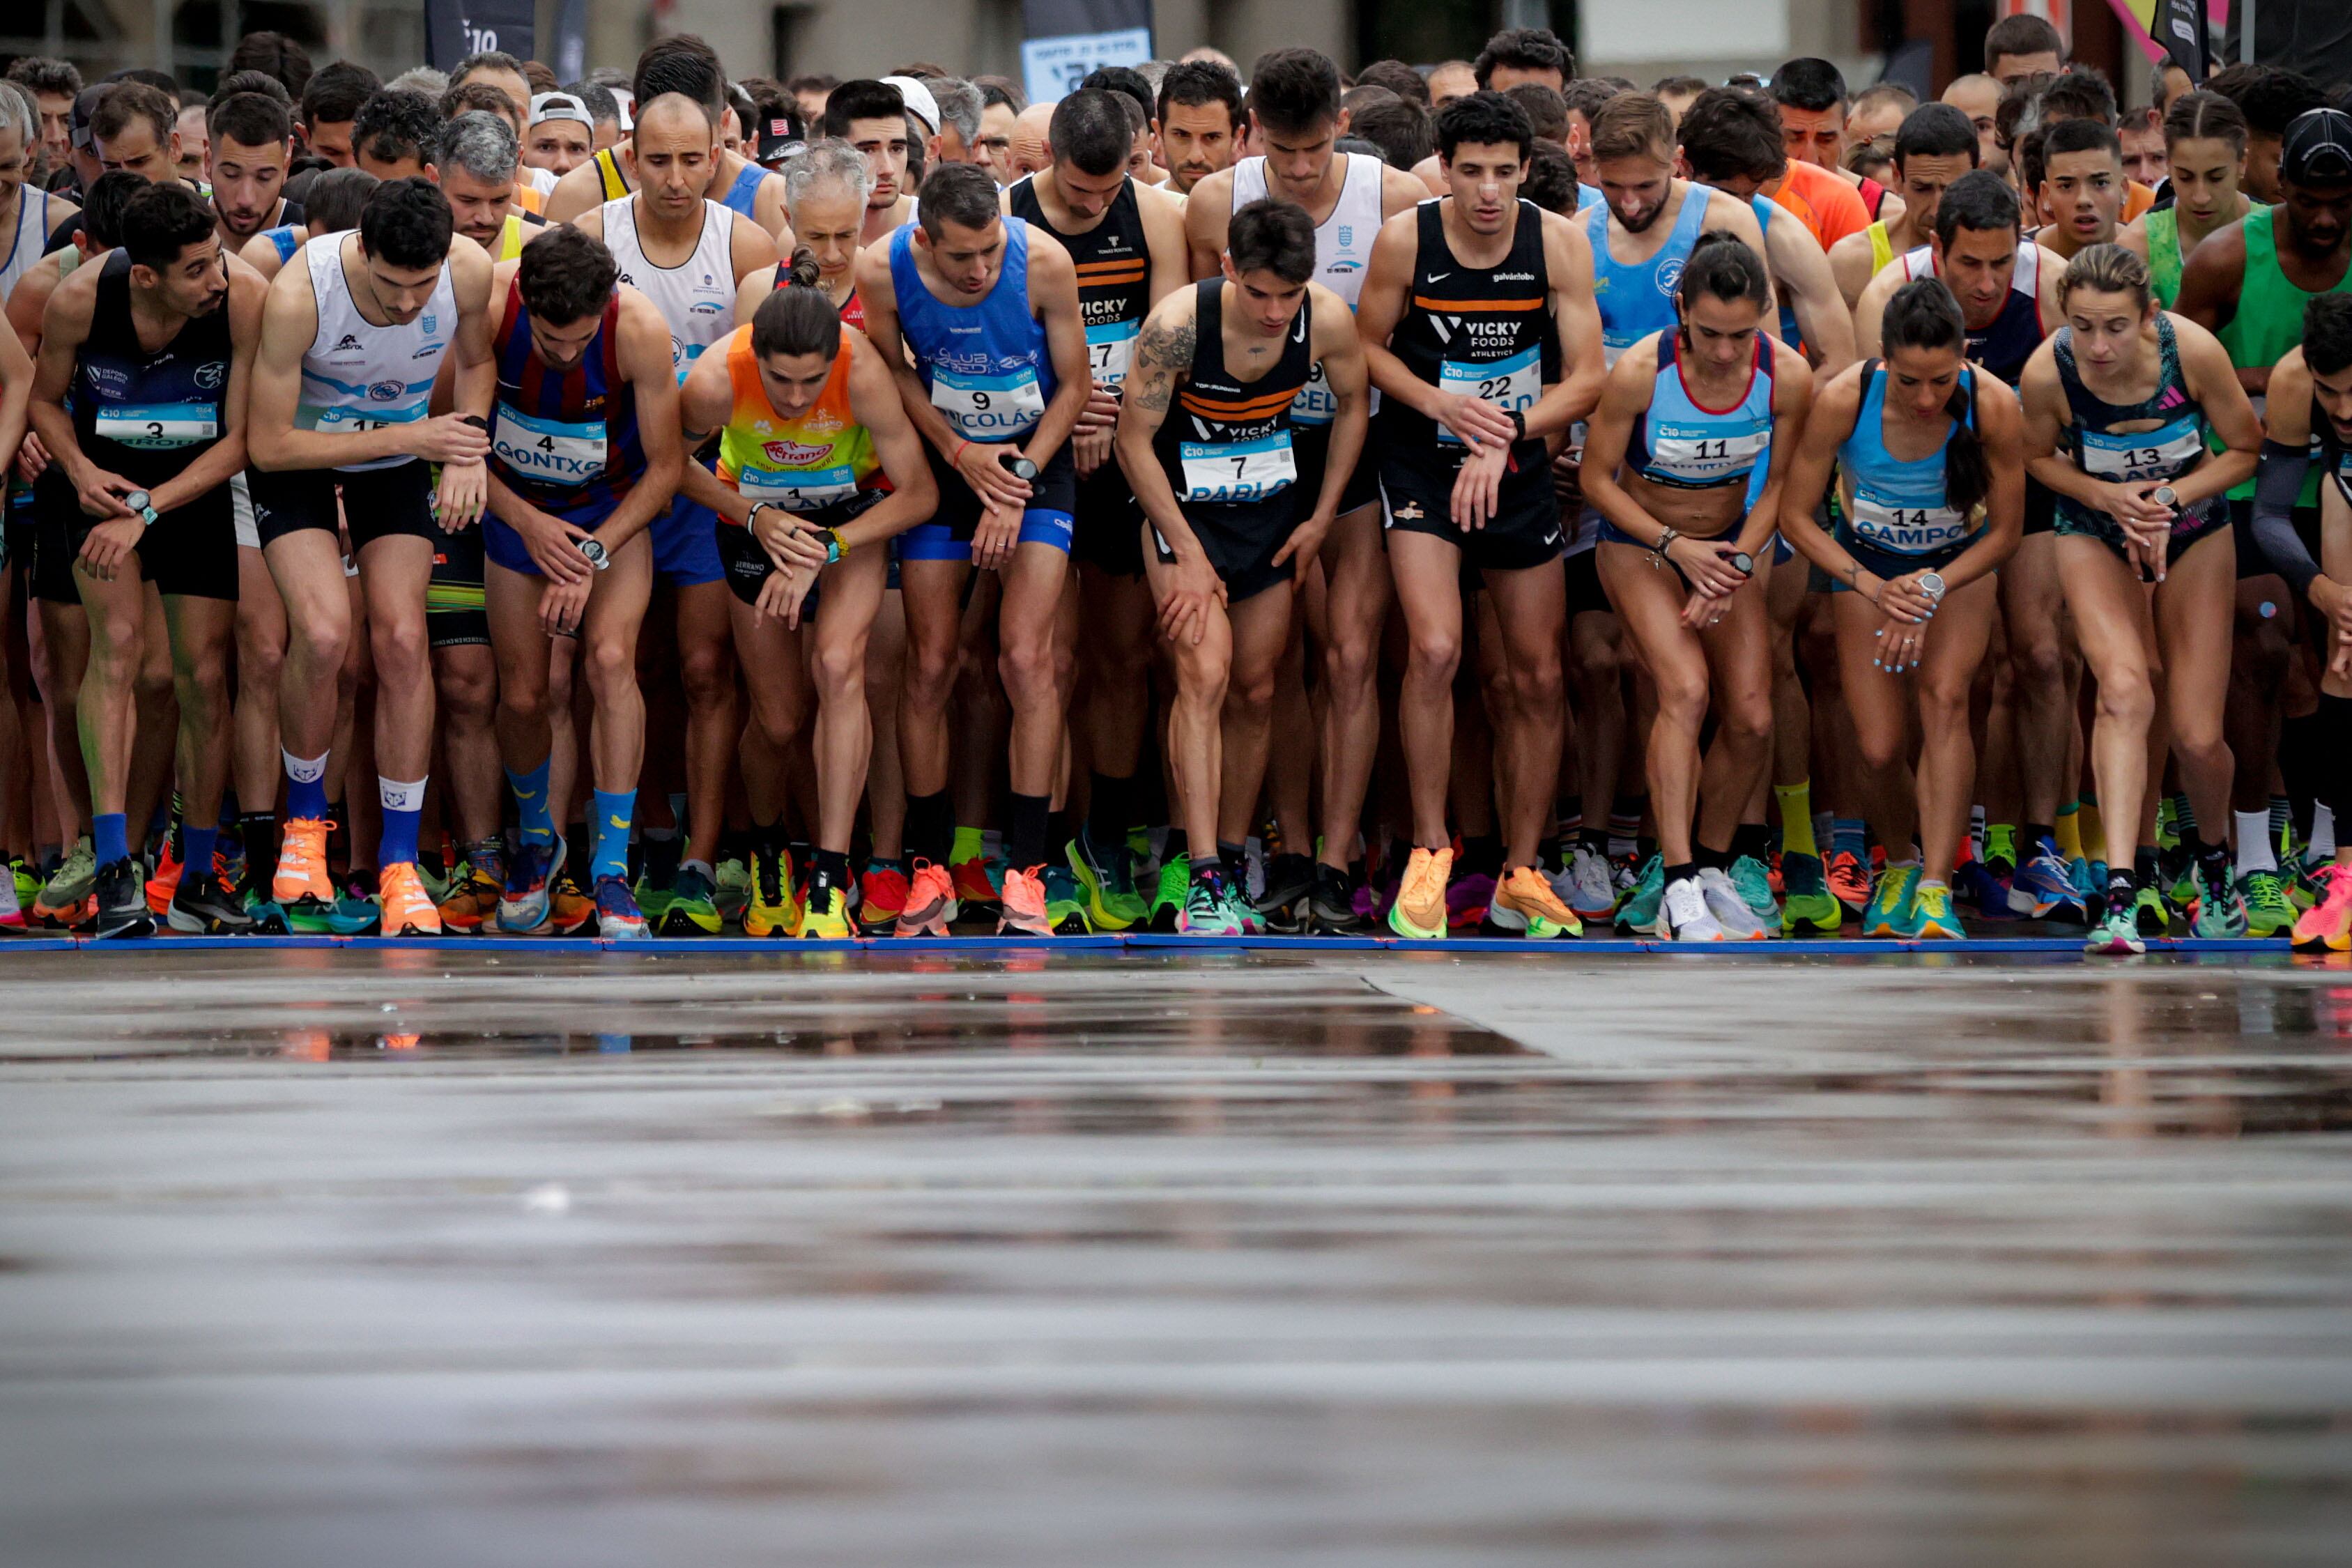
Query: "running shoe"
92 856 152 939
2084 905 2147 955
144 838 182 916
2132 884 2171 938
1613 852 1645 899
744 845 799 938
2190 862 2249 939
633 873 675 925
498 838 562 934
1149 854 1190 932
1615 854 1666 935
1043 866 1092 934
1066 826 1146 931
659 866 723 936
1728 853 1778 925
0 870 22 930
1661 874 1725 941
1446 870 1495 932
594 875 650 939
951 853 1001 912
1254 851 1315 932
2154 795 2181 853
1824 849 1872 917
418 848 451 905
1779 851 1843 935
320 875 381 935
10 855 36 912
168 868 256 935
1387 846 1452 940
35 836 96 925
1861 863 1918 938
2238 869 2298 939
1178 868 1248 935
2289 859 2324 911
379 863 440 935
800 868 852 939
1551 845 1618 922
893 859 957 938
1953 859 2020 922
859 860 910 932
2008 849 2082 920
997 866 1053 936
1488 865 1581 938
714 854 751 921
1900 880 1967 940
1766 849 1785 897
1697 866 1769 941
241 889 289 934
547 866 594 935
437 852 504 933
1307 863 1367 934
270 817 334 918
2291 865 2352 952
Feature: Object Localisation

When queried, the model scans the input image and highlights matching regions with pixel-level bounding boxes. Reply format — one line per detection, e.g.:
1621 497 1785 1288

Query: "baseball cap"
881 75 941 136
2282 107 2352 185
755 109 805 167
529 91 592 129
70 84 103 153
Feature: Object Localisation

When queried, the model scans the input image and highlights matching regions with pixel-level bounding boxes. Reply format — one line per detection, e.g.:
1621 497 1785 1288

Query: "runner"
1778 277 2027 942
855 160 1092 936
1828 104 1978 310
544 37 792 241
1153 60 1242 198
246 177 497 936
2022 245 2266 951
1674 87 1853 369
433 112 544 262
1355 89 1605 941
733 139 869 328
680 252 937 938
2119 92 2250 309
819 79 917 245
1116 199 1366 932
240 166 376 279
2034 116 2126 263
203 91 298 256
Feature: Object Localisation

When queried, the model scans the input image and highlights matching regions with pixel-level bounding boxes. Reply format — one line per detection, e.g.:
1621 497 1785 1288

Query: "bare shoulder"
1379 162 1429 215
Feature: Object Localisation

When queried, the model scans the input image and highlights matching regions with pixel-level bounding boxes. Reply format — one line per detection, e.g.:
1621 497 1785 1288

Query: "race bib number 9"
93 401 217 450
1849 488 1971 553
1087 321 1140 388
492 403 607 484
931 365 1047 438
741 462 859 512
1289 362 1337 427
1436 345 1540 445
1178 432 1296 504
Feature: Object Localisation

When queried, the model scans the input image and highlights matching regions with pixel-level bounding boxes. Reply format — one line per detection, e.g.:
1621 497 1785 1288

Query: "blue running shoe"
498 838 562 933
2008 846 2083 920
1955 859 2019 920
594 875 650 939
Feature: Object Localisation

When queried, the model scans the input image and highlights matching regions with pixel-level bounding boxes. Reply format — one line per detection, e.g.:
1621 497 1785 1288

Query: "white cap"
881 75 941 135
528 91 591 128
613 87 635 132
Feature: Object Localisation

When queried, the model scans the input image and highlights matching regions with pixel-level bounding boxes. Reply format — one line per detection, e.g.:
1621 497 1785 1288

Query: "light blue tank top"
1837 361 1980 557
719 162 767 218
1627 330 1778 489
1583 181 1712 367
263 224 300 264
888 215 1057 442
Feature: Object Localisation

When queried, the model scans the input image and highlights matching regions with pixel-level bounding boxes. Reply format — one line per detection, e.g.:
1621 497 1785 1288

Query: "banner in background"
1020 0 1153 105
422 0 535 74
2107 0 2213 76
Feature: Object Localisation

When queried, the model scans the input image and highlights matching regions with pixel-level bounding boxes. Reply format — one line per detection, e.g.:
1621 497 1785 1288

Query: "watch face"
123 491 150 513
578 538 608 566
1730 551 1755 575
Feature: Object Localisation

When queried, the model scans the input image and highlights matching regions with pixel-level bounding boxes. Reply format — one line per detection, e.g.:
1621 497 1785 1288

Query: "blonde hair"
2058 243 2153 313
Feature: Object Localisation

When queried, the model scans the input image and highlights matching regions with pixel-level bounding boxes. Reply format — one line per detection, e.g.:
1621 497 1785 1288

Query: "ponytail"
750 245 842 361
1880 277 1990 516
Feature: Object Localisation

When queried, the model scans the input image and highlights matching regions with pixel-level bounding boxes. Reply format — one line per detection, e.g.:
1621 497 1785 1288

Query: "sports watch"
122 489 157 528
999 452 1040 480
822 527 845 565
575 537 610 571
2151 485 2180 512
1917 571 1949 602
1728 551 1755 577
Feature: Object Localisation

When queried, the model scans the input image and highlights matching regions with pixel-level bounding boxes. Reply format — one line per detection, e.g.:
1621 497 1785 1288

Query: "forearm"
1578 466 1669 548
1116 435 1202 559
1362 340 1437 416
249 421 417 471
2167 448 2259 510
2026 453 2103 507
1734 481 1783 557
1525 370 1600 441
891 364 961 459
594 460 679 551
1018 378 1089 468
25 402 77 477
1316 402 1367 515
835 486 934 550
680 459 748 524
448 352 495 420
2250 441 2321 598
1942 516 2020 591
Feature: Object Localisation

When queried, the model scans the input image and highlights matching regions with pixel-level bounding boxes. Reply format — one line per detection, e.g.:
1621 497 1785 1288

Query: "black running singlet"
1008 173 1151 399
1153 277 1315 537
1380 198 1556 471
72 249 234 488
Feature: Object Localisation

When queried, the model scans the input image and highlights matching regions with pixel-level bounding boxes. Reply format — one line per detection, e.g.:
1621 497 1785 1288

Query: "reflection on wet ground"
3 949 2351 1566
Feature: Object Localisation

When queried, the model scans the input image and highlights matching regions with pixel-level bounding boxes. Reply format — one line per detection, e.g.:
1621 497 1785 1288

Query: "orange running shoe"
1388 845 1453 939
273 817 335 909
144 840 183 916
1826 849 1872 916
2292 863 2352 953
379 862 443 935
893 858 957 937
997 866 1052 935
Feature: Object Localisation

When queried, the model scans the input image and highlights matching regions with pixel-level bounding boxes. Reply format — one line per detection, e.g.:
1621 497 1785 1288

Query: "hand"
2125 523 2169 585
2317 578 2352 680
1154 551 1225 647
70 464 139 521
1666 535 1751 599
1433 392 1516 450
969 503 1020 572
408 414 493 466
1450 445 1509 530
1076 383 1121 433
952 438 1033 513
1072 422 1114 479
755 562 816 629
539 577 591 636
750 507 831 574
15 430 49 482
516 507 593 584
433 461 487 532
1874 569 1938 626
1873 612 1927 674
1681 587 1732 631
1272 507 1334 579
2094 478 2173 530
1550 449 1583 512
74 517 144 581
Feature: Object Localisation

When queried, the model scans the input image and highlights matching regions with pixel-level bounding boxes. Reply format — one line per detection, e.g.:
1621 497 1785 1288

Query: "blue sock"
506 758 554 846
94 812 128 866
284 751 330 822
182 825 216 878
1833 818 1867 861
378 777 425 868
592 789 636 882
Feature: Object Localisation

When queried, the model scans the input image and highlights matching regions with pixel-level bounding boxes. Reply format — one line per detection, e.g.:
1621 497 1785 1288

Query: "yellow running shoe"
800 876 852 939
1387 846 1452 939
1488 865 1581 938
743 845 800 938
379 862 443 935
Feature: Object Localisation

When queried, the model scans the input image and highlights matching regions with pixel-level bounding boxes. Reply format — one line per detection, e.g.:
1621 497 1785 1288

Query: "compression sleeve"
2250 438 2321 599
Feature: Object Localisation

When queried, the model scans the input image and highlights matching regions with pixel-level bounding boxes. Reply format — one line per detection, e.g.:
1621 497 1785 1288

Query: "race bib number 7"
1179 432 1296 504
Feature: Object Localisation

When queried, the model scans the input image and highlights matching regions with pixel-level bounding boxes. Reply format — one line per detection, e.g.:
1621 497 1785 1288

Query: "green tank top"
2215 205 2352 501
2144 207 2182 309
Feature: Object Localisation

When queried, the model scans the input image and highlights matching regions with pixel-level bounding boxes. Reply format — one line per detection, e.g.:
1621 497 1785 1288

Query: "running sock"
592 789 635 882
1190 852 1222 884
1692 843 1728 872
182 825 216 882
1608 799 1643 860
239 813 277 887
2270 794 2292 852
1579 825 1609 858
1730 823 1773 863
1986 823 2019 870
2234 810 2277 878
2314 804 2338 862
1459 833 1502 879
377 777 426 868
94 813 128 867
1812 811 1835 859
1662 861 1698 891
2135 845 2161 889
1775 783 1817 857
679 858 714 888
2107 864 2138 905
1007 794 1051 871
2079 799 2107 866
912 792 956 868
1832 818 1867 863
951 823 987 866
2169 790 2196 839
2054 802 2083 863
506 757 555 847
283 750 329 822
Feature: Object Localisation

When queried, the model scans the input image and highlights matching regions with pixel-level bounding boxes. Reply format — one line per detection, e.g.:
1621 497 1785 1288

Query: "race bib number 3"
94 401 217 450
1086 321 1140 388
1436 345 1540 445
741 462 859 512
492 403 607 484
1850 489 1971 553
1179 432 1296 504
931 365 1047 438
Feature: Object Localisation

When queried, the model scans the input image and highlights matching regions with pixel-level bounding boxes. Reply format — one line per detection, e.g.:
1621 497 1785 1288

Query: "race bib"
1290 361 1337 427
2077 415 2203 482
492 403 606 485
1087 320 1140 388
93 401 217 450
1850 486 1972 554
931 364 1046 438
300 399 426 437
1436 345 1540 445
1179 431 1296 505
741 462 859 512
1646 418 1771 486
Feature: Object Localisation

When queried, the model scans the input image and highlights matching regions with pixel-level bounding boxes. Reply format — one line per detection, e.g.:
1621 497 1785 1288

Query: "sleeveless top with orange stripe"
1153 277 1315 532
1380 197 1558 474
1007 172 1150 394
712 325 886 523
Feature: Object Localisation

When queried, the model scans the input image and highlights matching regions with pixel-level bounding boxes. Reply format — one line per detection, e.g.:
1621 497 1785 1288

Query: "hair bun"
787 245 822 289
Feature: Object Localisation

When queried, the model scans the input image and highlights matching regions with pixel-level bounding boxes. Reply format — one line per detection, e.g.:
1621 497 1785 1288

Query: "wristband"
459 415 489 433
952 438 971 466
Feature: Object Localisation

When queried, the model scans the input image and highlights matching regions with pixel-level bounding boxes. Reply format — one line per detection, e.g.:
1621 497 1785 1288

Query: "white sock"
2312 805 2337 861
2234 810 2276 877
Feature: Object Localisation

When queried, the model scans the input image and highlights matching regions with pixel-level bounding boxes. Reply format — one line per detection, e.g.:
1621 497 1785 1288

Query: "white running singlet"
0 187 51 305
600 195 737 381
295 233 457 473
1230 151 1386 424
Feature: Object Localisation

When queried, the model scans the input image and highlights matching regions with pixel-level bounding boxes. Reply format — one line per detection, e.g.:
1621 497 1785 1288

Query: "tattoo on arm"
1128 316 1194 417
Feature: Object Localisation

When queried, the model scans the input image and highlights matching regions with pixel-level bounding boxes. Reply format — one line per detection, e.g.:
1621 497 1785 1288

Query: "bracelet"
952 437 971 466
1648 525 1680 570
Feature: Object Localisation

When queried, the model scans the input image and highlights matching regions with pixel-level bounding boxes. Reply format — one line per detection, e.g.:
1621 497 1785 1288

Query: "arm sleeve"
2249 438 2320 598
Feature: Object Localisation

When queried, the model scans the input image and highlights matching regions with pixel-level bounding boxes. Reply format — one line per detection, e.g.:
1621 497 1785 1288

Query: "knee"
133 653 176 705
810 639 866 703
2011 627 2064 690
1227 658 1275 720
176 645 231 707
1509 656 1565 721
997 631 1056 700
1719 684 1772 745
1177 646 1231 703
1919 679 1971 730
1323 630 1379 696
1406 627 1461 686
440 665 495 723
369 614 428 679
583 637 635 702
1653 665 1710 731
677 640 733 705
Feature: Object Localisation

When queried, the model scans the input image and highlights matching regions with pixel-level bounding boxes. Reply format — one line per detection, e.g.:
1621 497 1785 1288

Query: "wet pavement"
3 948 2351 1566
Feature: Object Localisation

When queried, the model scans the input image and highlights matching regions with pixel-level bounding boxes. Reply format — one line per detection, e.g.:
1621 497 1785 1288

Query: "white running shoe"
1698 866 1769 940
1663 875 1725 941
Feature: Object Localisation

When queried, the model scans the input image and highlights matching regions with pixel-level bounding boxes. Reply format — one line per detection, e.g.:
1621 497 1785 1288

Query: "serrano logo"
762 438 831 465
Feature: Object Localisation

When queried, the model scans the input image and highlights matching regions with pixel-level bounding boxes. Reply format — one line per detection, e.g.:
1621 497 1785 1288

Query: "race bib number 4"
93 401 217 450
741 462 859 512
1087 321 1140 388
931 365 1047 438
1436 345 1540 445
492 404 607 484
1849 488 1972 553
1179 432 1296 504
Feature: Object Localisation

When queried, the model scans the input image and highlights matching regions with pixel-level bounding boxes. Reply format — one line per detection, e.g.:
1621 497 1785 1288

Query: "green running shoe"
2154 795 2181 852
1899 879 1966 940
1778 851 1842 935
633 874 675 925
2131 884 2170 937
1043 864 1092 935
323 881 380 935
1066 827 1146 931
1176 870 1248 935
2238 869 2296 938
1613 853 1664 935
1861 863 1918 937
33 835 95 924
657 866 722 935
2085 904 2146 955
1728 852 1778 925
714 855 751 921
1149 853 1189 932
2191 862 2248 938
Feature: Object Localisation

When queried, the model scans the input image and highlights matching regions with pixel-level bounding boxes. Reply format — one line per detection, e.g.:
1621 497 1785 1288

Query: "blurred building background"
0 0 2176 104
